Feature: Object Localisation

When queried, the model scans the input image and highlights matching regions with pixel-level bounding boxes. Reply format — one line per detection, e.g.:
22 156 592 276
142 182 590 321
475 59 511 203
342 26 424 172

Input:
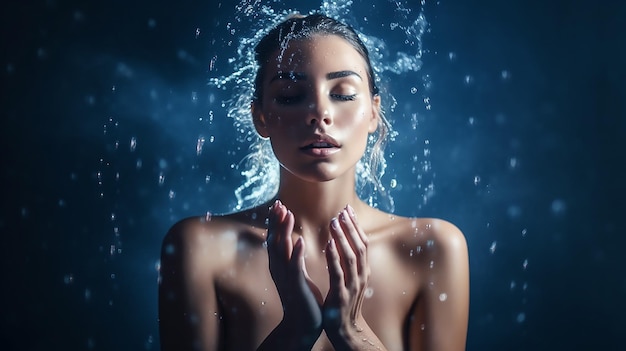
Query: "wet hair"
253 13 380 102
246 13 391 205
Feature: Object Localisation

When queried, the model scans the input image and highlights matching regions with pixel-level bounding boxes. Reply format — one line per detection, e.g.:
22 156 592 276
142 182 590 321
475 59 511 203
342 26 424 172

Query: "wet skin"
159 35 469 351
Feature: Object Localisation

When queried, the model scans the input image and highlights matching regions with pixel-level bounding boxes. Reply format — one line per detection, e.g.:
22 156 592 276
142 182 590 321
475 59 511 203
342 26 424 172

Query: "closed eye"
274 95 305 104
331 94 357 101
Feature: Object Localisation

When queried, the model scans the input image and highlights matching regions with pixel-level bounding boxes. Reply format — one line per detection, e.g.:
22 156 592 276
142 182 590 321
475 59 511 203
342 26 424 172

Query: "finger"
339 209 368 276
346 204 368 245
271 201 294 260
325 238 344 293
330 216 357 286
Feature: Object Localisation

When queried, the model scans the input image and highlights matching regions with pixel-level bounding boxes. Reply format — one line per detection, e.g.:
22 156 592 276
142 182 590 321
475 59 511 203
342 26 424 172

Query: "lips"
300 135 340 149
300 135 340 157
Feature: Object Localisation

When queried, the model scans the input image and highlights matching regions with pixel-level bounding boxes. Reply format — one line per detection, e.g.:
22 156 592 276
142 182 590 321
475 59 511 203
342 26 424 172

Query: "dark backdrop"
1 0 624 350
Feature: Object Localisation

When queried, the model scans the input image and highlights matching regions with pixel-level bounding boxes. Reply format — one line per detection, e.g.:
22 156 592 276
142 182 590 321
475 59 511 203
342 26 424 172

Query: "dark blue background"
1 0 624 350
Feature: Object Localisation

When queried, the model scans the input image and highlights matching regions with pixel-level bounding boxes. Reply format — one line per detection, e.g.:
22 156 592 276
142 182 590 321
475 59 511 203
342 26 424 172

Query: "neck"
276 169 366 249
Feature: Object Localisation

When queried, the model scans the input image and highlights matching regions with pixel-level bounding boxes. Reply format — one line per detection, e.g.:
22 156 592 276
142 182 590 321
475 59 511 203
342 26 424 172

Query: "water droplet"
429 260 434 269
204 211 212 222
473 175 481 185
551 199 567 216
364 287 374 298
438 293 447 301
489 241 497 254
158 172 165 185
261 301 266 306
196 136 206 155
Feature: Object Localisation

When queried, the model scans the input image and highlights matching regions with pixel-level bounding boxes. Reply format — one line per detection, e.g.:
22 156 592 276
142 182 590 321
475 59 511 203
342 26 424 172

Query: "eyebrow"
269 70 362 83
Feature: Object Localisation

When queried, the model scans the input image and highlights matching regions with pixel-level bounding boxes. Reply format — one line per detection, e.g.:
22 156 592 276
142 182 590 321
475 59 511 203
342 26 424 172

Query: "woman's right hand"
265 200 323 345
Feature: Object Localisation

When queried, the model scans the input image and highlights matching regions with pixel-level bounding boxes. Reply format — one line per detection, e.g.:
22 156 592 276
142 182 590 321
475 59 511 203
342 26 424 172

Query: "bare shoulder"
160 209 268 273
365 208 466 252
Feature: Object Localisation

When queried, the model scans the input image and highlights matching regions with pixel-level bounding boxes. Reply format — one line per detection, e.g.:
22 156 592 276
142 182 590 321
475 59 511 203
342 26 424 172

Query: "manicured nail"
347 204 356 218
339 210 347 222
331 217 339 229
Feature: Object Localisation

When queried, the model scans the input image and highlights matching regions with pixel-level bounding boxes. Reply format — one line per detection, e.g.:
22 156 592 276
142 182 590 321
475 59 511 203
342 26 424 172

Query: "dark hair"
253 13 380 103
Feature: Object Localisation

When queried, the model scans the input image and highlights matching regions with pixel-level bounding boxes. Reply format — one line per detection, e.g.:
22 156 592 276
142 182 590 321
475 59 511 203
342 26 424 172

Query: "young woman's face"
253 34 380 183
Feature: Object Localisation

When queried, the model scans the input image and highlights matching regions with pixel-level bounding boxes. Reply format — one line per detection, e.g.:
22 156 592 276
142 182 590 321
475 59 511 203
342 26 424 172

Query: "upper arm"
158 218 221 351
410 220 469 351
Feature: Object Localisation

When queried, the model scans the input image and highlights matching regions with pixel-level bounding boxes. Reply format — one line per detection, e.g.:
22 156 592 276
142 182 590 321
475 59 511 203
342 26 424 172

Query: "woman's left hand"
323 205 382 349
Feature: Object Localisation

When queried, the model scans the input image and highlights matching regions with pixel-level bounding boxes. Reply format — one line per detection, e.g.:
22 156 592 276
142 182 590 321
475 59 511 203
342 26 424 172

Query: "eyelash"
275 94 357 105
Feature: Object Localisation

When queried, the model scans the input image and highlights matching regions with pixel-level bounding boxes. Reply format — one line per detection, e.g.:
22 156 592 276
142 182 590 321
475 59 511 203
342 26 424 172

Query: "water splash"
211 0 430 211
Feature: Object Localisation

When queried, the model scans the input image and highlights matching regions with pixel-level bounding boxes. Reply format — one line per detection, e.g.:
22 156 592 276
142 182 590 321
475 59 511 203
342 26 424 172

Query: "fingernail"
346 204 356 218
339 210 347 222
331 217 339 229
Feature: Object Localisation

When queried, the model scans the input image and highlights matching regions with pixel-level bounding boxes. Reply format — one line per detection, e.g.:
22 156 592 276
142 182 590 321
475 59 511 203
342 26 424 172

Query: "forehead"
264 35 368 77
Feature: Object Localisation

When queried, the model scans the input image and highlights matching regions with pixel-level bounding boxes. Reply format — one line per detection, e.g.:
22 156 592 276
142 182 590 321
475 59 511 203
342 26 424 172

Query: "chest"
215 245 418 351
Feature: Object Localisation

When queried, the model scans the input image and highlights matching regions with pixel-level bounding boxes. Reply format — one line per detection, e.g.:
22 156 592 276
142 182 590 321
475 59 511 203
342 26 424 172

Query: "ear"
368 95 381 133
252 101 270 138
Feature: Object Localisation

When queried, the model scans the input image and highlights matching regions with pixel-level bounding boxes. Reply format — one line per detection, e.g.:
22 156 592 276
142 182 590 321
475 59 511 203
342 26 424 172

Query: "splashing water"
210 0 430 211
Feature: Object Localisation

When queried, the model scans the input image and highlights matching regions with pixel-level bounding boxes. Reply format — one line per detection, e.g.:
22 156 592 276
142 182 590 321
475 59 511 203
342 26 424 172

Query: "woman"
159 13 469 351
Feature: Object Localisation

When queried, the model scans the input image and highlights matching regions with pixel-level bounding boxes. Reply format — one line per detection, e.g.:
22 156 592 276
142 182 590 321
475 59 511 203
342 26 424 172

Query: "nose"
306 96 333 127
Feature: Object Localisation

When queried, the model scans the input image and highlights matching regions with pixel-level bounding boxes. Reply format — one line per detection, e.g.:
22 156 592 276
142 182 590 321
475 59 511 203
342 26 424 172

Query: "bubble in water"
410 87 418 94
84 288 91 301
489 241 497 254
501 70 511 80
64 274 74 284
364 287 374 298
509 157 518 169
438 293 447 301
522 258 528 270
468 116 475 125
516 312 526 323
448 52 456 61
521 228 527 237
390 179 397 188
464 75 473 85
168 190 176 199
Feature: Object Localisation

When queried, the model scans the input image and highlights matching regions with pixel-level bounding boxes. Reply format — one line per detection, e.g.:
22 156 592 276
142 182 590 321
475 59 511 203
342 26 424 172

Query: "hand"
323 205 372 344
266 200 323 338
